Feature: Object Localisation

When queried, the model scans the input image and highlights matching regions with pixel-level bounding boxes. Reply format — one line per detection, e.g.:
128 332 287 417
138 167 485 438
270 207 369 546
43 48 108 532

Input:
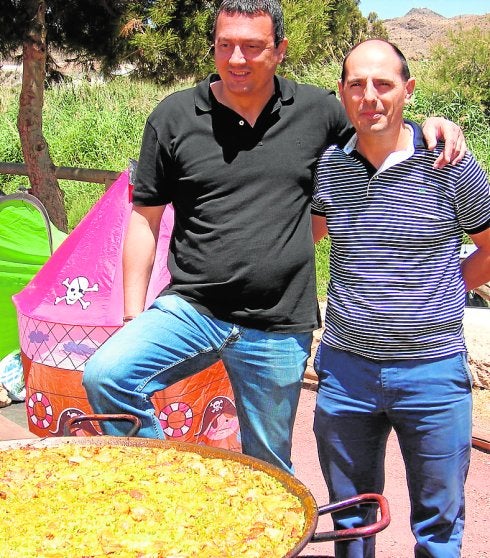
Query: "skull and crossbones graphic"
209 399 225 414
54 276 99 310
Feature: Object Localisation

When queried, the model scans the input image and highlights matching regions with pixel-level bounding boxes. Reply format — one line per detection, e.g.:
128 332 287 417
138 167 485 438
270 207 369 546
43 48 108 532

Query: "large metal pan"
0 414 390 557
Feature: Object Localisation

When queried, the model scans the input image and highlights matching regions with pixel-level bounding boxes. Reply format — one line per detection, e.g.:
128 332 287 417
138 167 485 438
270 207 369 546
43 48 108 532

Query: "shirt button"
238 120 245 126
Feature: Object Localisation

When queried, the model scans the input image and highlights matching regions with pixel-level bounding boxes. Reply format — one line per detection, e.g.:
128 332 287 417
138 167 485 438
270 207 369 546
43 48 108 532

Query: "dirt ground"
473 388 490 429
293 388 490 558
463 308 490 437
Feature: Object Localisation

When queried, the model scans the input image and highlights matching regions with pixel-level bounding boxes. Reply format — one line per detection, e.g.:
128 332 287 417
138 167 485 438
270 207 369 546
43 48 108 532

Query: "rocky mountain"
382 7 490 59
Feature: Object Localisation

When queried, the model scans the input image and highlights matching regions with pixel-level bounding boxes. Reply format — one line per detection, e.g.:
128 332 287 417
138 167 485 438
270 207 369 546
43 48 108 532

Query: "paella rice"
0 444 306 557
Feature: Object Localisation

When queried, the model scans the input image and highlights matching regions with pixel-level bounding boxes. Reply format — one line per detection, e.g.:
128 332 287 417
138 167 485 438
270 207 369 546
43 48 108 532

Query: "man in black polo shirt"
83 0 466 472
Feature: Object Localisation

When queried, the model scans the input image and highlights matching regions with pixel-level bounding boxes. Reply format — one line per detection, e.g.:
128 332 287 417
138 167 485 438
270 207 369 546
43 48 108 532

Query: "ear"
404 78 416 103
338 79 345 105
277 37 288 63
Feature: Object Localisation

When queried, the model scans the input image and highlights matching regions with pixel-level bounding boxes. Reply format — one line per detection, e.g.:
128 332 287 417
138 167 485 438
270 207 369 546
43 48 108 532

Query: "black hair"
341 39 411 83
213 0 285 47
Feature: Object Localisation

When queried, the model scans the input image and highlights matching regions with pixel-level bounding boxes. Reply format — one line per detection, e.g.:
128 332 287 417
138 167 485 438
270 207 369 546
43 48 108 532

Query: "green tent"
0 191 66 359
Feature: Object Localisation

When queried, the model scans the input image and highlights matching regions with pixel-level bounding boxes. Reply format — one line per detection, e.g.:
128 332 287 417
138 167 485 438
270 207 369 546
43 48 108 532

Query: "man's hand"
422 117 467 169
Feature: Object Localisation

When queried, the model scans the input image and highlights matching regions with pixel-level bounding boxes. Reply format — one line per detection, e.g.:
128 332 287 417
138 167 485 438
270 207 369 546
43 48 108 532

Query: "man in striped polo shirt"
311 39 490 557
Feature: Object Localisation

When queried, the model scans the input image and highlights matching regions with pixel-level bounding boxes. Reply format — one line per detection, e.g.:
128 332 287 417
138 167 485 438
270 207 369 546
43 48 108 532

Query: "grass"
0 77 192 229
315 238 331 301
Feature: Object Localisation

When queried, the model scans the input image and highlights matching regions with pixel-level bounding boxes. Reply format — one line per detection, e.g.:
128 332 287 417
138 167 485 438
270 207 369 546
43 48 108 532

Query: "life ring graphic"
159 401 193 437
27 392 53 429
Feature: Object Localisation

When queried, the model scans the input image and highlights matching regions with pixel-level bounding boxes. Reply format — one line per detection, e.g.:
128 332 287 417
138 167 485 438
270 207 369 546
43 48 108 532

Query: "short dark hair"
213 0 285 47
341 39 411 83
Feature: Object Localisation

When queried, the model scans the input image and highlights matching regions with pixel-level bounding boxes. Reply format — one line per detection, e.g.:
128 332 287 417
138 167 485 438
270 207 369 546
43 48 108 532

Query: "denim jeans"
313 345 472 558
82 294 312 472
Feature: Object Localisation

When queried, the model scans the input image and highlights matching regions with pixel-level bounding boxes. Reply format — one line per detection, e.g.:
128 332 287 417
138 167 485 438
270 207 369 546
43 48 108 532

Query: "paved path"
0 407 34 440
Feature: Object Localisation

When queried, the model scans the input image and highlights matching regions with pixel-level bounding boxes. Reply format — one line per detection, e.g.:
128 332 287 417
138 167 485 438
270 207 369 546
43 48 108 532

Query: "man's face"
213 11 287 99
338 41 415 136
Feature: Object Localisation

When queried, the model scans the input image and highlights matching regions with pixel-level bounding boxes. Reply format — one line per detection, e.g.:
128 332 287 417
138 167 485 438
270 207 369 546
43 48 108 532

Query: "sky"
359 0 490 20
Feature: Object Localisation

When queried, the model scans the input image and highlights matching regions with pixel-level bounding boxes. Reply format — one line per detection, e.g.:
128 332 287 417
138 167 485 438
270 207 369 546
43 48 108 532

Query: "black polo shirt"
133 74 352 332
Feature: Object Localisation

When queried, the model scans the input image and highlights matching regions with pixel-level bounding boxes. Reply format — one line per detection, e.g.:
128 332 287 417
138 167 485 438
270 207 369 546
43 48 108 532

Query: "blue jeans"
313 345 472 558
82 295 312 472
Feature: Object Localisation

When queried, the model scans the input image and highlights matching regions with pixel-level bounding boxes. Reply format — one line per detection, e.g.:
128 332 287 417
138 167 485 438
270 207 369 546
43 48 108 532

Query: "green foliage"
281 0 334 70
0 87 24 192
322 0 388 61
404 60 490 174
122 0 215 83
315 238 331 300
0 1 32 53
429 22 490 115
287 61 341 90
121 0 387 82
323 0 359 57
51 78 192 229
0 78 179 228
274 0 387 71
366 11 386 37
1 1 387 84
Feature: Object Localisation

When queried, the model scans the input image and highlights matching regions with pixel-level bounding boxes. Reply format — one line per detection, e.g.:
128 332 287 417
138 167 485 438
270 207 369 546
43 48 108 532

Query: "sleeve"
311 148 333 215
132 111 173 207
455 154 490 234
311 170 326 215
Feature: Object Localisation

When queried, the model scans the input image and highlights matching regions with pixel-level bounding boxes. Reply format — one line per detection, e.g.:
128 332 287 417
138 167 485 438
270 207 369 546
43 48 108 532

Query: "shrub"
429 22 490 115
405 61 489 174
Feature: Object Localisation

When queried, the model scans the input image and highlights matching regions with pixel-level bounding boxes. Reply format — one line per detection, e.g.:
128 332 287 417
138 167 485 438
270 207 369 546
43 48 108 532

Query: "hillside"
383 8 490 59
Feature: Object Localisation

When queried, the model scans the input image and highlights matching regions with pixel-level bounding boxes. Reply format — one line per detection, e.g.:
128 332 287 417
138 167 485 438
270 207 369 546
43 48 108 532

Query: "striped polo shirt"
312 123 490 360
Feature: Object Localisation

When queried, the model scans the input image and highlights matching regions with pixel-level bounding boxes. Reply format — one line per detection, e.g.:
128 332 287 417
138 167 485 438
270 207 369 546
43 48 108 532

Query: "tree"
281 0 334 69
0 0 131 231
15 1 61 230
366 11 387 39
118 0 216 83
322 0 388 60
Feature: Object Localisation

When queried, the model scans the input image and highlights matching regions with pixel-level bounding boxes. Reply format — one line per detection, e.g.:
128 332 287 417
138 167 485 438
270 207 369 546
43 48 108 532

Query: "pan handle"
63 414 142 437
310 493 390 543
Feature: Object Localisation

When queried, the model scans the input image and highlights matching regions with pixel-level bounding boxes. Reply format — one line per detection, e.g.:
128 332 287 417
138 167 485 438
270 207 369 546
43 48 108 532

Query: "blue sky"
359 0 490 20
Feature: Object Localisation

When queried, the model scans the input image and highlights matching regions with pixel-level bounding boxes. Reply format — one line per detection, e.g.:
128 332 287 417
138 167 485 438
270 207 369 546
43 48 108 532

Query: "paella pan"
0 414 390 557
